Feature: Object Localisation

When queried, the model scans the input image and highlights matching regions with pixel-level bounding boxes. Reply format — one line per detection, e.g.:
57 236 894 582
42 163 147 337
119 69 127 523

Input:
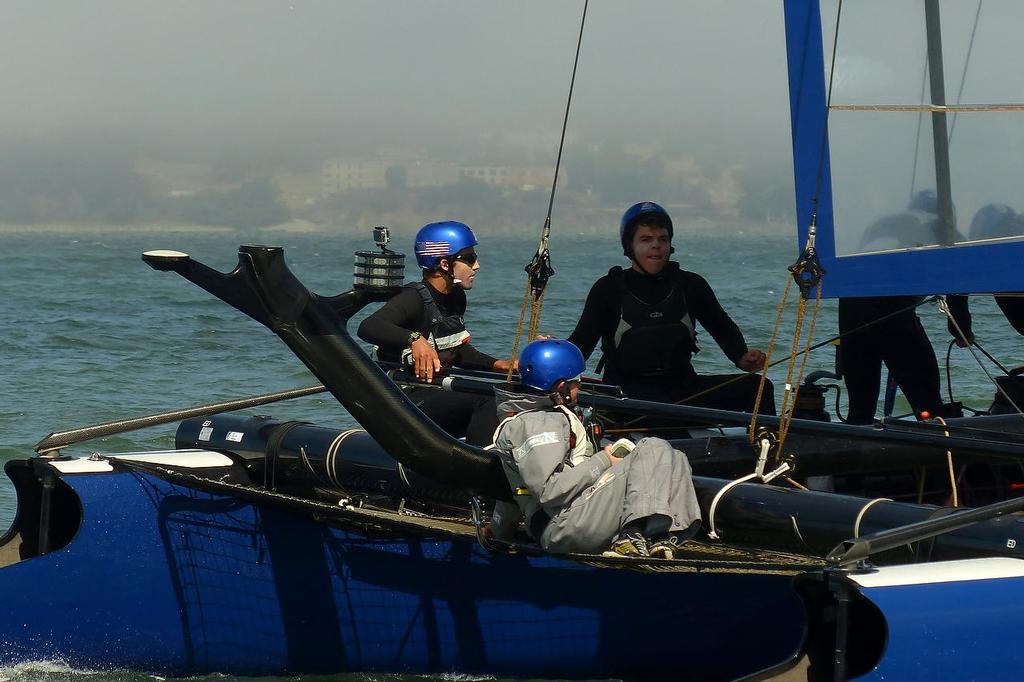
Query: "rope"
948 0 984 143
938 297 1024 416
749 277 793 442
507 277 535 382
831 103 1024 113
933 416 959 507
506 0 588 379
778 282 824 453
616 295 937 430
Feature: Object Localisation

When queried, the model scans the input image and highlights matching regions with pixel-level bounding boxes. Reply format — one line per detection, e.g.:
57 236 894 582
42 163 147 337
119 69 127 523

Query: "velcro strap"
529 508 552 539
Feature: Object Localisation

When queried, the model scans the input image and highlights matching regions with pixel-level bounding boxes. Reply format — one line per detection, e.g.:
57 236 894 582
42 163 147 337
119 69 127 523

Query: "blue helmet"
969 203 1017 240
620 201 673 256
413 221 479 269
519 339 586 393
908 189 938 214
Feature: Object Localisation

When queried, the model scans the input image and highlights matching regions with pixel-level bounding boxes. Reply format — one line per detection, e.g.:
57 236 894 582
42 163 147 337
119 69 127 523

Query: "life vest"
599 265 698 383
374 281 471 367
493 403 598 537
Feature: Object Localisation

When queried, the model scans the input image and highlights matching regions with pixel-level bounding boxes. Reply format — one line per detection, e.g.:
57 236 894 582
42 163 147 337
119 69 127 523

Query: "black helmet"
619 201 673 257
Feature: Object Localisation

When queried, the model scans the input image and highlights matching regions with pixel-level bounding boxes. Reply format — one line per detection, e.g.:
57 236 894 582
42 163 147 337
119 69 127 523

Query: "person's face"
630 224 671 274
448 249 480 289
556 379 581 406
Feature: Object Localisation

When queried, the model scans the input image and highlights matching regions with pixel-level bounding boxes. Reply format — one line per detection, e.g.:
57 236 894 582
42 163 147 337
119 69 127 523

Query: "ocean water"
1 223 1020 681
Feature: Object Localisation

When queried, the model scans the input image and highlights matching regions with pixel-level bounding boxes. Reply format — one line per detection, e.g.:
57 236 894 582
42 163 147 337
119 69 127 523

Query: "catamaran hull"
0 465 805 680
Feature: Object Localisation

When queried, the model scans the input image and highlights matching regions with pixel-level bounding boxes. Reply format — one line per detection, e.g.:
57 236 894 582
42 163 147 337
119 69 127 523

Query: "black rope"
945 339 957 405
525 0 589 301
808 0 844 220
948 0 984 144
974 340 1013 377
662 296 941 409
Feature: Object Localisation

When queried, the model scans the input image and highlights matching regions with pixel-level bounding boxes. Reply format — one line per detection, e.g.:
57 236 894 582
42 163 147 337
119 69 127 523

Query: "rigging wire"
911 0 982 196
948 0 984 144
909 48 929 201
938 296 1024 416
744 0 845 455
507 0 589 380
747 0 842 452
620 295 941 428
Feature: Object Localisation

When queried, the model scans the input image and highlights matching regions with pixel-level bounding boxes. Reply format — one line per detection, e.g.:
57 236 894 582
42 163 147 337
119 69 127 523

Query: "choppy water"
1 223 1020 681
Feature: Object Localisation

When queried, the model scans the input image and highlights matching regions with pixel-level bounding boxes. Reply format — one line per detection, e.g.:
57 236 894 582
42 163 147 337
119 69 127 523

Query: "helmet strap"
550 380 577 407
426 259 459 293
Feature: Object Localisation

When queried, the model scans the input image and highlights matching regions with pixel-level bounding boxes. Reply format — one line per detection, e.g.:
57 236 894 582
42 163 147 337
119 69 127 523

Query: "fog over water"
2 1 792 161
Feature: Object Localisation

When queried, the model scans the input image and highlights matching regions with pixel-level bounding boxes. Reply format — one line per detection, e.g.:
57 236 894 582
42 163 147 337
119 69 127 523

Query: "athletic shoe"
649 523 701 559
649 536 684 559
601 529 649 558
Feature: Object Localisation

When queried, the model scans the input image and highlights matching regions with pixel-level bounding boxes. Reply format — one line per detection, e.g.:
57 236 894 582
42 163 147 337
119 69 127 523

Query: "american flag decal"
416 241 451 256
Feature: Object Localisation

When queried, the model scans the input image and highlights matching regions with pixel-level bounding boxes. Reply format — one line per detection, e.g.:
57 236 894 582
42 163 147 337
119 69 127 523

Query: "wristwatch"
407 331 423 347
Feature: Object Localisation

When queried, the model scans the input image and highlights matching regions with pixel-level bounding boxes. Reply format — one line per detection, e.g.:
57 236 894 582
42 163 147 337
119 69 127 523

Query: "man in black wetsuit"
357 220 513 445
838 191 967 424
567 201 774 414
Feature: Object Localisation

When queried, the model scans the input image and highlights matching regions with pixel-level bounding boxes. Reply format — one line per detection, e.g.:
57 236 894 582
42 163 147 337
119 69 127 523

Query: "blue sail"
783 0 1024 297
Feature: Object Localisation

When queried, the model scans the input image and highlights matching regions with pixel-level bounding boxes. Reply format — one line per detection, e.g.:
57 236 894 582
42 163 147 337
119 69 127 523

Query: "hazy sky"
1 1 794 166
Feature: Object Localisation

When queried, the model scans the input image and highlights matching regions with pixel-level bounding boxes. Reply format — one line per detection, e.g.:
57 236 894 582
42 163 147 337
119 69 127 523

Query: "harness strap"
263 420 309 491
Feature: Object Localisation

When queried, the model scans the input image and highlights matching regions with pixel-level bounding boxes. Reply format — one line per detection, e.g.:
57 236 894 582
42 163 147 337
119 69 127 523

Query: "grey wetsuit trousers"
539 437 701 554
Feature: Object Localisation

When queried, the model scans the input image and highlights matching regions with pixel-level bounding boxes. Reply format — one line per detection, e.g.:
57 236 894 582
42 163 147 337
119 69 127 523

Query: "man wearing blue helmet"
947 204 1024 341
567 201 774 414
358 220 514 445
490 339 702 559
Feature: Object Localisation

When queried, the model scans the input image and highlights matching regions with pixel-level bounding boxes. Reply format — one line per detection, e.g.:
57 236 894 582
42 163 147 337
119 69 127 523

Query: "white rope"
832 103 1024 113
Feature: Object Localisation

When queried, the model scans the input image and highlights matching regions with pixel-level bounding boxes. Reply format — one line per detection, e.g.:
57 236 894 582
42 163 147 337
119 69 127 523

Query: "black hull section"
145 245 510 500
182 414 1024 565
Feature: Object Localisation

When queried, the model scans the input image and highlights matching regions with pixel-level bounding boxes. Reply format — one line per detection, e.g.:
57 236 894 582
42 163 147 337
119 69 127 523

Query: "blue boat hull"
0 467 806 680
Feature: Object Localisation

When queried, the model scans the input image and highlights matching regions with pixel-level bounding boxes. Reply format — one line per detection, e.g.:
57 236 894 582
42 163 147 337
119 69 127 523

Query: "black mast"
924 0 956 246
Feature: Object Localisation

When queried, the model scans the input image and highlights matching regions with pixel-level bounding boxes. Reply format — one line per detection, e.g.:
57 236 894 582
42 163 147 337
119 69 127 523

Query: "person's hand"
535 334 553 341
604 444 624 465
952 332 975 348
410 337 441 382
493 358 519 373
738 348 767 372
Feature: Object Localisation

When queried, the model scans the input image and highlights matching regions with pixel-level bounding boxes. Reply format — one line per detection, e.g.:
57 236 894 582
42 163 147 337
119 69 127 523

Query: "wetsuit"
838 296 947 424
568 262 775 414
949 294 1024 339
942 294 1024 415
357 281 499 445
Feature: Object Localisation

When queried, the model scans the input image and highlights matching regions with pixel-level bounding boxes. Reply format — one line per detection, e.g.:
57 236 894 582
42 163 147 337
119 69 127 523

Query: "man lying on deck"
490 339 702 559
357 220 513 446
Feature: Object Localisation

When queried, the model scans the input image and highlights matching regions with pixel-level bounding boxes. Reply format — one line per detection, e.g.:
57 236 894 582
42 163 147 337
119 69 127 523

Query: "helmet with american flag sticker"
413 221 479 269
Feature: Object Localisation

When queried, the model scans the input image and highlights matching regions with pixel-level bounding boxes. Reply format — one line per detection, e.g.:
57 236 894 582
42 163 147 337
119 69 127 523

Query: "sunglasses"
453 251 479 265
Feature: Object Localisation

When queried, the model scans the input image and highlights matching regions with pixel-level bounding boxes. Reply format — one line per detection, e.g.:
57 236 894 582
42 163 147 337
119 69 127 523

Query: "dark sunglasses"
453 251 479 265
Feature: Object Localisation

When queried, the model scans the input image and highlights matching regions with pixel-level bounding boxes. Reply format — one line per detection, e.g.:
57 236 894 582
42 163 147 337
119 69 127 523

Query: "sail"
784 0 1024 297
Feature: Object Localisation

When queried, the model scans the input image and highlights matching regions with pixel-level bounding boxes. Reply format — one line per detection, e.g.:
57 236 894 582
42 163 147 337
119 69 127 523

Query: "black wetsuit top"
947 294 1024 339
357 281 497 370
568 262 748 386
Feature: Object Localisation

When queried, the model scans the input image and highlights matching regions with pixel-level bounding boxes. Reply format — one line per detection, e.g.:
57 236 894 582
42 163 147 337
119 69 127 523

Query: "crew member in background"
357 220 513 446
567 201 774 414
945 203 1024 344
839 190 968 424
490 339 702 559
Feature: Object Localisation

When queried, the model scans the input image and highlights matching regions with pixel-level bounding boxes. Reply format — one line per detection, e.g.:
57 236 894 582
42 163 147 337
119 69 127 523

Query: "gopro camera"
373 226 391 250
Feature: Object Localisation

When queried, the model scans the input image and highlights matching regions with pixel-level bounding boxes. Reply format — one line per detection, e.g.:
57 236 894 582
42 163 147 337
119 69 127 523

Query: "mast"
924 0 956 246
